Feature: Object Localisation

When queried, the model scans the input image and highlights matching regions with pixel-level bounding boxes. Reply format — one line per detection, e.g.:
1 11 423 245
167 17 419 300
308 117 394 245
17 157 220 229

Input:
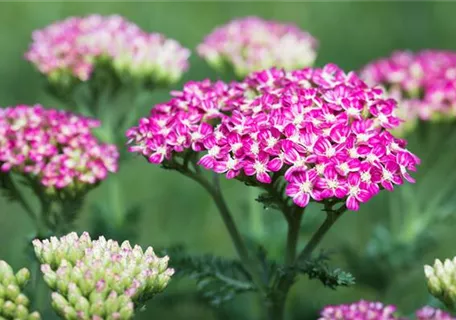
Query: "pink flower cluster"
361 50 456 128
319 300 398 320
127 64 419 211
0 105 118 190
197 16 317 78
416 307 455 320
26 15 190 83
319 302 454 320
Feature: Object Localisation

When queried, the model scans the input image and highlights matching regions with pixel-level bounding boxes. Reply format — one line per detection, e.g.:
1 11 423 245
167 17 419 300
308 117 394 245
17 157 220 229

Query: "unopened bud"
15 268 31 288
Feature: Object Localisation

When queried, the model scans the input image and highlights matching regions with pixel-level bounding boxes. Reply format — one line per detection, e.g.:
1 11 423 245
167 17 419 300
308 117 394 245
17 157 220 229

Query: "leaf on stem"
296 250 355 289
161 246 256 306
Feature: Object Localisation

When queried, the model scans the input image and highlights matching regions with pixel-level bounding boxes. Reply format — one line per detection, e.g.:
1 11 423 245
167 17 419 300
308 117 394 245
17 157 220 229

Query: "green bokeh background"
1 1 456 319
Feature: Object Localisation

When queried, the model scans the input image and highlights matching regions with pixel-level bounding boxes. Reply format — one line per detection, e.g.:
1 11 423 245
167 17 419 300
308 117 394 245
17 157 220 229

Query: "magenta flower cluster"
127 64 419 211
361 50 456 126
25 15 191 83
319 301 455 320
197 16 317 78
416 307 455 320
0 105 118 190
319 300 399 320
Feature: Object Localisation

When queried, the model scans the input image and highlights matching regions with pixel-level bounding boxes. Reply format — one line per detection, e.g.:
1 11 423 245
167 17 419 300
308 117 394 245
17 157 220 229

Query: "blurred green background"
1 1 456 319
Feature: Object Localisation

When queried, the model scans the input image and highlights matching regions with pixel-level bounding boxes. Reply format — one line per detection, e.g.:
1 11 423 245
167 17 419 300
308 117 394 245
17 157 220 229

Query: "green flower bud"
424 257 456 309
0 285 4 299
15 268 30 288
15 304 29 318
6 284 20 300
2 300 16 317
119 302 134 319
15 293 30 306
74 296 90 315
28 312 41 320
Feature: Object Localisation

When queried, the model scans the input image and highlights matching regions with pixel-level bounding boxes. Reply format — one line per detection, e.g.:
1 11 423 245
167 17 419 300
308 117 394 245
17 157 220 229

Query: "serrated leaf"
296 250 355 289
161 246 256 306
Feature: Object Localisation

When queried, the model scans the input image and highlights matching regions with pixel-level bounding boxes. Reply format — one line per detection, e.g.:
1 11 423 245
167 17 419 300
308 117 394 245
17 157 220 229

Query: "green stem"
181 169 267 294
2 174 45 235
297 204 346 263
248 187 265 241
284 209 303 266
108 173 124 229
266 207 304 320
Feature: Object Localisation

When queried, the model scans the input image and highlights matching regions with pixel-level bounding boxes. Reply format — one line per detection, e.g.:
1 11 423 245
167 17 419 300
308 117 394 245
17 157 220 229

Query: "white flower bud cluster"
424 257 456 309
0 261 41 320
33 232 174 319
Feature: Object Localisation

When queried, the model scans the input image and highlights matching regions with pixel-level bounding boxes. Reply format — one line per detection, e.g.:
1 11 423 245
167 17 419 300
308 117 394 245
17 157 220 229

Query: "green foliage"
90 203 141 242
296 250 355 289
162 246 256 306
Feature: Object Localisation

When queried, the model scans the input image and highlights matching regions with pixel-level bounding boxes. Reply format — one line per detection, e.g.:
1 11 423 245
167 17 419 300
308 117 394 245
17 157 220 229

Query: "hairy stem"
297 204 346 263
248 187 265 241
285 208 304 266
181 169 267 294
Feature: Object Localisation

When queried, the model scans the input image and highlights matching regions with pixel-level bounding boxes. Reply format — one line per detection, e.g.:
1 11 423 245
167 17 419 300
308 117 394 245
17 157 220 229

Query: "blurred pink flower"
25 15 190 84
197 16 317 78
0 104 118 191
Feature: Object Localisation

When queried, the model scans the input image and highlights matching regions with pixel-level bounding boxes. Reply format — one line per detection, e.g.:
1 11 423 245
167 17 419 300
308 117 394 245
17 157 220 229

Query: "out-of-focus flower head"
33 232 173 319
318 300 399 320
26 15 191 85
416 306 456 320
0 105 118 193
127 64 419 211
424 257 456 309
361 50 456 134
0 260 41 320
197 16 318 78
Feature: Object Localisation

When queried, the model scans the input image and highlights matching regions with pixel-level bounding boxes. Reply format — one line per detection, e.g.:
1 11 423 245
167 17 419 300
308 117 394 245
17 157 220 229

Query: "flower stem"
248 187 265 241
297 204 346 263
181 169 267 294
1 173 44 234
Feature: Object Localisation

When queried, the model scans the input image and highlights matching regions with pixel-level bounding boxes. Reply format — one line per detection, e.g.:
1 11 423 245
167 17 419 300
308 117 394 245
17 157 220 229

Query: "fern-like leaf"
161 246 256 306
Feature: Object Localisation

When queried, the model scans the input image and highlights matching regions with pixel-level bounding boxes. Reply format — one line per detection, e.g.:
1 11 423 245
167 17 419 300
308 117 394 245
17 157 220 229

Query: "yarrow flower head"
197 16 317 78
318 300 399 320
361 50 456 134
0 105 118 193
416 306 455 320
424 257 456 309
26 14 190 85
0 260 41 320
33 232 173 319
127 64 419 212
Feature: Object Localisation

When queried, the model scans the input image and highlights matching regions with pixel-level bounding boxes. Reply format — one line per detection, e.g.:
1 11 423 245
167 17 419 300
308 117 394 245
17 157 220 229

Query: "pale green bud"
74 296 90 315
6 284 20 300
0 284 4 299
15 304 29 318
89 301 105 317
119 302 134 319
28 312 41 320
3 300 16 317
15 268 30 288
15 293 30 306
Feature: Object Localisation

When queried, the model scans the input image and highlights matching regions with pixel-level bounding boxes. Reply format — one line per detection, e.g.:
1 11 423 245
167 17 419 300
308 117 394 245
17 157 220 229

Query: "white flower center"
253 161 266 173
226 158 237 170
326 147 336 157
266 137 277 148
382 169 393 181
208 146 220 157
361 171 371 182
349 185 360 196
327 179 338 189
250 142 259 155
299 181 312 193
